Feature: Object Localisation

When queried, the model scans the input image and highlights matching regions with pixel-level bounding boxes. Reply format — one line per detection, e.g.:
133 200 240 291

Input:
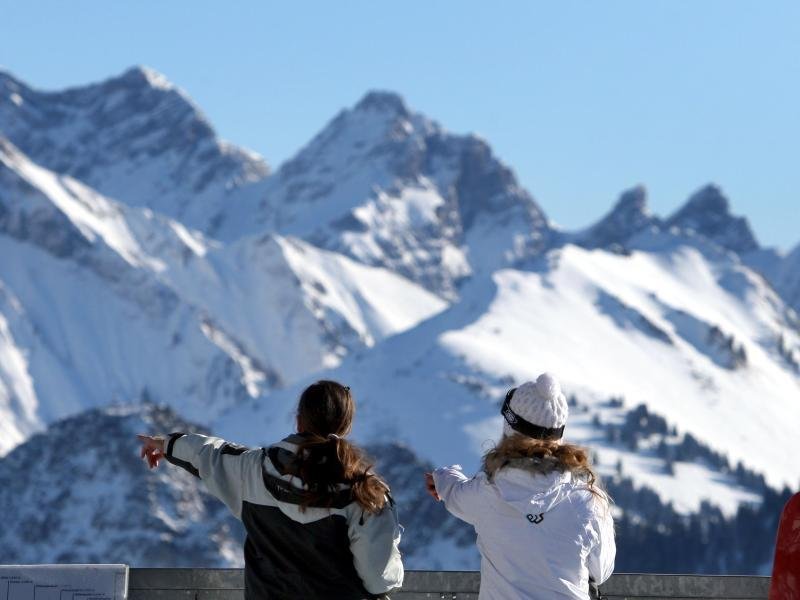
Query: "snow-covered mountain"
573 183 764 257
214 223 799 573
1 67 799 574
220 231 800 500
0 137 445 454
215 91 551 298
0 403 245 566
1 67 552 300
0 66 268 230
1 137 254 448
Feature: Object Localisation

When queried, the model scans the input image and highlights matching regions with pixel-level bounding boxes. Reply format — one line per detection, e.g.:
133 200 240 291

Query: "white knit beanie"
503 373 569 438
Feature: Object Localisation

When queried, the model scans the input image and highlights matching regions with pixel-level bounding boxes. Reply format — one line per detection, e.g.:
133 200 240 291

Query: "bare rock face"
666 184 759 254
578 185 659 251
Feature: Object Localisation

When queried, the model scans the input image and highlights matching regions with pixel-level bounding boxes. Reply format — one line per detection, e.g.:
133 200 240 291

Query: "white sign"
0 565 128 600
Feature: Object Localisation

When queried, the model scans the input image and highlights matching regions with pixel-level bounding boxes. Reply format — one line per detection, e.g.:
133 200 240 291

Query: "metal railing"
128 569 771 599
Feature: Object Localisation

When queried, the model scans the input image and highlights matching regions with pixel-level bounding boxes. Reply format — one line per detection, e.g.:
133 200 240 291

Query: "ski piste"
770 493 800 600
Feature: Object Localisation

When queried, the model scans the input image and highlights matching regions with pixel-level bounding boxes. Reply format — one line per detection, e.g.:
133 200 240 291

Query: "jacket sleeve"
586 498 616 585
432 465 483 525
164 432 261 520
348 498 404 595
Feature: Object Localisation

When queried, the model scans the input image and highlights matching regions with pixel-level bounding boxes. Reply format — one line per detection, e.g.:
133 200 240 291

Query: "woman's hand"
137 434 166 469
424 472 440 501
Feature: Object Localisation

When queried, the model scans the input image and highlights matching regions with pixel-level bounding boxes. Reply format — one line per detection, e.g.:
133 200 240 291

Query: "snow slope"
160 232 447 383
1 138 255 448
0 139 446 454
218 236 800 511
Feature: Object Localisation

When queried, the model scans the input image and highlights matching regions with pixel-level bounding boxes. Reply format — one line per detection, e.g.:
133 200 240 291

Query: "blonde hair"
483 434 608 501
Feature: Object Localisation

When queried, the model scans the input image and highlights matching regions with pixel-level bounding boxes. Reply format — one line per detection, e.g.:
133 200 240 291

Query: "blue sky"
2 1 798 249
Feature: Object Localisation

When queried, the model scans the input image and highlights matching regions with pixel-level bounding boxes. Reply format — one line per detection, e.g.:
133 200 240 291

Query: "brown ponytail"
294 381 388 514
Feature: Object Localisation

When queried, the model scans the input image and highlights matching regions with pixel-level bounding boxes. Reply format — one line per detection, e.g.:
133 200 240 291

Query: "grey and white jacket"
165 432 404 600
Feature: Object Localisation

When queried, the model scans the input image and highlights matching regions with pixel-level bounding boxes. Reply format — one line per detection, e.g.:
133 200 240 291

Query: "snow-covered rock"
778 243 800 313
217 91 551 298
0 67 268 230
0 403 244 566
575 185 659 251
747 242 800 316
1 69 551 299
665 185 760 254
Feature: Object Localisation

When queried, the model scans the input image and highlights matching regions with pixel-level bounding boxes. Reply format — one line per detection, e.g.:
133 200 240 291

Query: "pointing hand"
137 434 166 469
424 472 440 501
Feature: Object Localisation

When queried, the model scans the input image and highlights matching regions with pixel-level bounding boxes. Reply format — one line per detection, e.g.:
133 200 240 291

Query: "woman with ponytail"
425 373 615 600
137 380 403 600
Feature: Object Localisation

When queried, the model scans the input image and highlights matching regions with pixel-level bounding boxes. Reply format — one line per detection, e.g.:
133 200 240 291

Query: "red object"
770 493 800 600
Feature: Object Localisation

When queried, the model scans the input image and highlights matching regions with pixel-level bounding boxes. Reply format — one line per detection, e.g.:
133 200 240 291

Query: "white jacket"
433 464 615 600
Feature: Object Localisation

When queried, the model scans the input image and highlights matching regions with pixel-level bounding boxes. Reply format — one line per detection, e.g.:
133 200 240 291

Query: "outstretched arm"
137 432 261 519
430 465 484 525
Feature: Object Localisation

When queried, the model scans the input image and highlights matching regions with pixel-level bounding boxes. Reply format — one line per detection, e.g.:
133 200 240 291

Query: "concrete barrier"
128 569 770 599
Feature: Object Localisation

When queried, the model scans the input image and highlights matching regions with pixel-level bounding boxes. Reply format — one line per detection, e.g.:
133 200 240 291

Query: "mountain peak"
353 90 409 117
0 68 269 229
682 184 730 214
0 68 18 86
114 65 174 91
578 185 657 249
256 87 548 297
616 184 649 212
667 185 759 254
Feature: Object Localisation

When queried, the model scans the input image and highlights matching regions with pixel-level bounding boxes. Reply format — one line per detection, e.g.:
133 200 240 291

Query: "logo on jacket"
526 513 545 524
